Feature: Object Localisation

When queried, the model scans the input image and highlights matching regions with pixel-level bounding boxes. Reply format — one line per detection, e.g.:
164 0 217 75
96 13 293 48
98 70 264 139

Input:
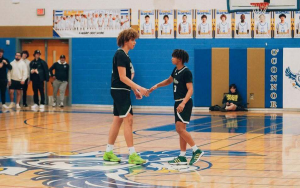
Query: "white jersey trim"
111 87 131 91
120 105 132 118
177 112 189 124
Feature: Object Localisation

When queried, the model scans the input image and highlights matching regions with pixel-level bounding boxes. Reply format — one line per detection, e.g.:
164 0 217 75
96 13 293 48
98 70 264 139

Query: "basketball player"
217 14 230 34
276 14 289 35
256 14 270 35
87 13 93 31
109 13 114 30
103 29 148 165
141 15 154 35
103 13 109 30
92 14 98 30
160 15 172 35
125 15 130 29
198 14 211 35
149 49 204 165
74 14 81 31
115 15 121 30
236 14 249 35
98 13 104 30
178 15 191 35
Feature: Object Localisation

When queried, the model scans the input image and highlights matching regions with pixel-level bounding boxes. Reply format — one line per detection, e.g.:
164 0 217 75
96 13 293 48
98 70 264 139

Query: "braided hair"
172 49 189 64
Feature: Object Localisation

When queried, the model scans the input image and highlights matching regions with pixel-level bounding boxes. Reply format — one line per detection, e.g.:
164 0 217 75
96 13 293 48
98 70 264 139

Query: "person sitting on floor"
221 84 243 112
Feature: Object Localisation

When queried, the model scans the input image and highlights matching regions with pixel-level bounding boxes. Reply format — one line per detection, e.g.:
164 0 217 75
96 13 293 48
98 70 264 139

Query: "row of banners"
53 9 300 38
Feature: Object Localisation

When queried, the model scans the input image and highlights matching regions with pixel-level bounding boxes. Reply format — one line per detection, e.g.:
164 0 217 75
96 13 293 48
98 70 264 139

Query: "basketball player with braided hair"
149 49 204 165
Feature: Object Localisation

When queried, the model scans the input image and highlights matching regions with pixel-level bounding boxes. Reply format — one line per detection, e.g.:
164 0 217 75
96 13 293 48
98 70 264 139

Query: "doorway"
19 39 71 106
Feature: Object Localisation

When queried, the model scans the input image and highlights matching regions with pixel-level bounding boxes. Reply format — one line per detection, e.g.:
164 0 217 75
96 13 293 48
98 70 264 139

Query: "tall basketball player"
103 29 149 165
178 15 191 35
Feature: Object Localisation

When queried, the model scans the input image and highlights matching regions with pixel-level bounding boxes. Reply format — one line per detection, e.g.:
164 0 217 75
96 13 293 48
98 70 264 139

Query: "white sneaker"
2 104 9 109
52 102 56 107
16 104 21 109
31 104 39 109
59 102 64 107
39 104 45 109
8 102 15 109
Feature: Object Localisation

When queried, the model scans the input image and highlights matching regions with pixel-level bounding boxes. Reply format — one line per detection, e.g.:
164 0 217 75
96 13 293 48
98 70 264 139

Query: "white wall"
0 0 227 26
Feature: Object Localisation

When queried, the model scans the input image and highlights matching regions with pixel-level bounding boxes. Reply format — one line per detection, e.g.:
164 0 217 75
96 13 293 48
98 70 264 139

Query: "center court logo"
0 150 260 187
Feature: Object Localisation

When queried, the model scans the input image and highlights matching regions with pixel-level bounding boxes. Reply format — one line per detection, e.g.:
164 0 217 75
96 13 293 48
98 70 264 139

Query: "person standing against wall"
0 49 12 109
30 50 49 110
21 51 30 107
49 55 69 107
7 52 27 109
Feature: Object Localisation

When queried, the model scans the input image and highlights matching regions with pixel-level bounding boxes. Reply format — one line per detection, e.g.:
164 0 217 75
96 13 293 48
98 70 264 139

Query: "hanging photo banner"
157 10 175 39
176 10 193 38
139 10 156 39
196 10 213 39
53 9 131 37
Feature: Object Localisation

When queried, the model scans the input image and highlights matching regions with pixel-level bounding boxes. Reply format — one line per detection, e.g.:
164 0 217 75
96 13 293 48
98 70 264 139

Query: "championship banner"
196 10 213 39
139 10 156 39
157 10 174 39
234 12 251 38
265 48 283 108
215 10 232 38
283 48 300 108
53 9 131 37
176 10 193 38
274 11 292 38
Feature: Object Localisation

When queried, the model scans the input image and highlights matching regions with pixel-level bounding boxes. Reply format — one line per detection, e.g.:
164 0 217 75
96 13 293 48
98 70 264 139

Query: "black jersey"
111 49 132 90
171 66 193 100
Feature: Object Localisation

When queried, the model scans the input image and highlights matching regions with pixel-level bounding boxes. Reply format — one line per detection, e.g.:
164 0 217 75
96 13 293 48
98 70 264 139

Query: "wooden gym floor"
0 107 299 188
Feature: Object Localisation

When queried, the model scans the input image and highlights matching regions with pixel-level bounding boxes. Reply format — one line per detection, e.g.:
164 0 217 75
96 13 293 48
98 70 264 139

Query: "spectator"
221 84 243 112
30 50 49 110
0 48 12 109
49 55 69 107
21 50 30 107
7 52 27 109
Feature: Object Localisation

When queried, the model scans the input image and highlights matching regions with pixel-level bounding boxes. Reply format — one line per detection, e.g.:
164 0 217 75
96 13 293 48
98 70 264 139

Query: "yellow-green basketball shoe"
128 153 146 165
189 149 204 165
168 156 188 165
103 151 121 162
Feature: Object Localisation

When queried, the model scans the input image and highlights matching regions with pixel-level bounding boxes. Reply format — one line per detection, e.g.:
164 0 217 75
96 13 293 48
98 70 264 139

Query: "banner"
274 11 292 38
234 12 251 38
53 9 131 37
195 10 213 39
254 12 271 38
139 10 156 39
176 10 193 38
215 10 232 38
294 11 300 38
157 10 174 39
283 48 300 108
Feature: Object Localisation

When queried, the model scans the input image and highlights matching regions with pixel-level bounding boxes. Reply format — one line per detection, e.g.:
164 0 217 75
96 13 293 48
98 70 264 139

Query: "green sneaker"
103 151 121 162
189 149 204 165
168 156 188 165
128 153 146 165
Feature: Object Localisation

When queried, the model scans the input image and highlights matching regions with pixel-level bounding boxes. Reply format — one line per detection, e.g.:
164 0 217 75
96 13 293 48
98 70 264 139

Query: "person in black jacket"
29 50 49 110
0 49 12 109
49 55 69 107
221 84 243 112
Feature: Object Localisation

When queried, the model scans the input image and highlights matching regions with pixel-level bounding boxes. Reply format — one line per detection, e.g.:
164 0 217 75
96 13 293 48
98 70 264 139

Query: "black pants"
32 80 45 105
22 79 29 105
0 79 7 105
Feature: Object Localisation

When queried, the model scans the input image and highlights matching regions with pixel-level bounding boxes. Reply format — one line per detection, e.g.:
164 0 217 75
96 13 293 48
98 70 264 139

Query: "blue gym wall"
72 38 300 107
0 38 16 103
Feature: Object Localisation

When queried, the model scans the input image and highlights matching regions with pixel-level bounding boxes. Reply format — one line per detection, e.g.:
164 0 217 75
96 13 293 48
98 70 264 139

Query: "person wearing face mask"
0 48 12 109
7 52 28 109
49 55 69 107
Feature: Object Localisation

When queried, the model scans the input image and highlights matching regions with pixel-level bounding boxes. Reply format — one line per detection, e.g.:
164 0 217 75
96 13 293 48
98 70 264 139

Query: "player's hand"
226 102 230 106
230 103 234 106
149 85 158 93
8 81 11 86
177 102 185 113
35 69 39 74
21 81 25 85
2 60 7 64
31 69 35 74
137 86 149 97
134 90 143 100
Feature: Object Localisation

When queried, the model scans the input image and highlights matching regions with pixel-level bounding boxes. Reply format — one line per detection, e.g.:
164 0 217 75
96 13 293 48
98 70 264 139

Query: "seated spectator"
221 84 242 112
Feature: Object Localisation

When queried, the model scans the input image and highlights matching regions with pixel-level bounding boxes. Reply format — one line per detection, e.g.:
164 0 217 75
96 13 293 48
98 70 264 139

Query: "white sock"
128 147 136 155
106 144 114 152
179 151 186 156
192 145 198 152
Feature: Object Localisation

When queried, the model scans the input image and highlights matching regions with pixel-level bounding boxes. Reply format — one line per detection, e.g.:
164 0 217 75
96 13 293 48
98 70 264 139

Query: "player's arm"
178 24 181 34
141 24 144 34
118 66 148 96
217 24 220 34
177 82 193 113
149 76 173 93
